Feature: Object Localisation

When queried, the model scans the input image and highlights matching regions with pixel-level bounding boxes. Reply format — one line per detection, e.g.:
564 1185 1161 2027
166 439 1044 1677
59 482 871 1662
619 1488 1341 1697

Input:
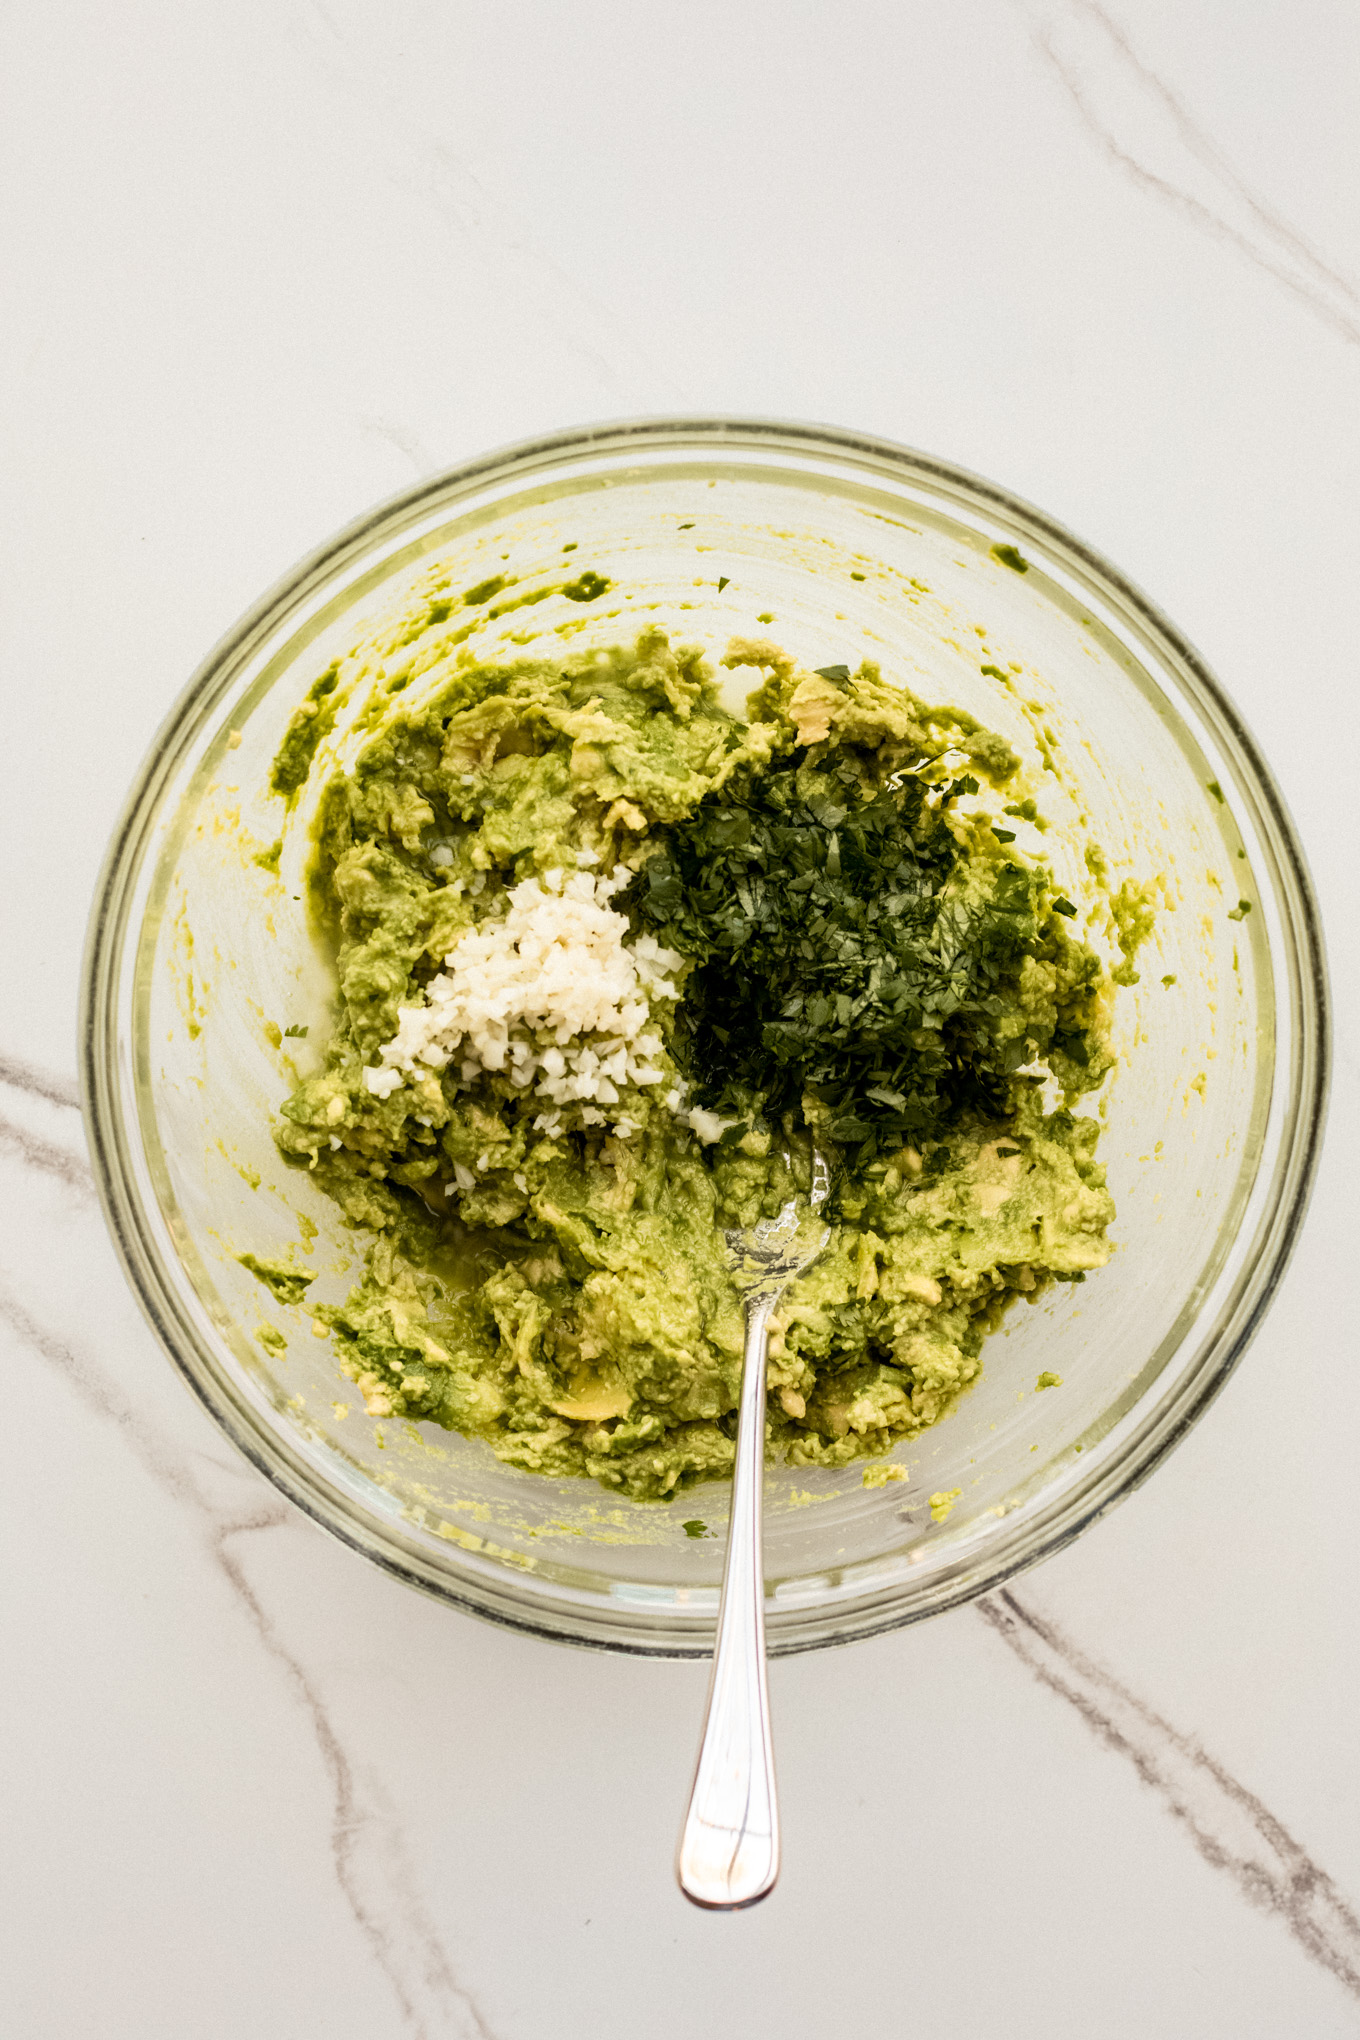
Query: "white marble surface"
4 2 1360 2033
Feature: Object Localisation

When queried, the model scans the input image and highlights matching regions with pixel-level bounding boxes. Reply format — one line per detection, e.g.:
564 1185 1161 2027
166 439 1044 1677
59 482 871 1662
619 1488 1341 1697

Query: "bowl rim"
79 413 1332 1656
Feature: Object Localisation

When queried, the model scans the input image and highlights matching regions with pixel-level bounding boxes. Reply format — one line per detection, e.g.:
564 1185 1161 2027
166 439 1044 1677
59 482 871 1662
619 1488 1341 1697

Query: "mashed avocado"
262 628 1117 1500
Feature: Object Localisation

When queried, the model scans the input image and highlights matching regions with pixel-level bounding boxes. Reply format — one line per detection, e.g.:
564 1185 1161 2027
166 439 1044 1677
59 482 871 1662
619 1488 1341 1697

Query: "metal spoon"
676 1148 830 1910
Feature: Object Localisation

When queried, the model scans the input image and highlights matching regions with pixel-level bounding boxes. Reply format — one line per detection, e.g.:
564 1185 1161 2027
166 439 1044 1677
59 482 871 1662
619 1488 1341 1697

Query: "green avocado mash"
262 628 1117 1500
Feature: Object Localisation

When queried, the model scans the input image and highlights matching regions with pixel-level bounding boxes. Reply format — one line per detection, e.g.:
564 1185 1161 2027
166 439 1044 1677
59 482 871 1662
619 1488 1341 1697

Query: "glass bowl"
80 418 1330 1656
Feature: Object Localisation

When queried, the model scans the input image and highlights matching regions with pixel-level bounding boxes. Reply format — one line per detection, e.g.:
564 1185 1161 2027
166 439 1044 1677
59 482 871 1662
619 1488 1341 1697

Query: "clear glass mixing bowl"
81 418 1329 1656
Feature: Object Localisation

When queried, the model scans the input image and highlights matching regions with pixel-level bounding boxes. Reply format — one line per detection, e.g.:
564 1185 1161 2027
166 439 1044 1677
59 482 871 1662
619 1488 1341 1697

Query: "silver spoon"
676 1148 830 1910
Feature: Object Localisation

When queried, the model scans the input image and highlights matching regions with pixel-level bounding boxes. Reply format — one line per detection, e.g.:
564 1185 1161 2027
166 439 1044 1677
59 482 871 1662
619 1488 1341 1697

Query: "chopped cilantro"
1207 780 1224 803
283 1024 308 1039
1227 899 1252 921
814 665 850 682
678 522 695 530
626 748 1092 1167
463 575 507 606
682 1519 709 1539
1052 1027 1089 1066
990 543 1029 574
717 576 730 592
563 570 610 604
1051 897 1078 917
992 827 1017 843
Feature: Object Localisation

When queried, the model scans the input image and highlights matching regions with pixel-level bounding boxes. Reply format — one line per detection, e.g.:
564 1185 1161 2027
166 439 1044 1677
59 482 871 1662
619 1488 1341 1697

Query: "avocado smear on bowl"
255 628 1121 1502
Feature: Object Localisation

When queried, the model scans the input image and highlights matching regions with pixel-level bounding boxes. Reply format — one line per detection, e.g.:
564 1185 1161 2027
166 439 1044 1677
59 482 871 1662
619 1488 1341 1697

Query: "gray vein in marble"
0 1277 499 2040
0 1055 93 1197
361 416 440 480
216 1517 500 2040
979 1588 1360 1999
0 1052 81 1113
0 1113 95 1199
1019 0 1360 348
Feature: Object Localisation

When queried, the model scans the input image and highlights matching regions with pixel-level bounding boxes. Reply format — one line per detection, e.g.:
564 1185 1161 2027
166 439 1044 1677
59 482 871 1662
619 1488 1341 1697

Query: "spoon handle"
676 1291 780 1910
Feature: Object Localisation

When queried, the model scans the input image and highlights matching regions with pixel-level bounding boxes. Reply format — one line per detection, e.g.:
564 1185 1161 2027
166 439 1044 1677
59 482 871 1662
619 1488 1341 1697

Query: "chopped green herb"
1161 974 1177 987
814 664 850 682
678 522 695 530
850 571 866 581
463 575 507 607
979 664 1010 683
563 570 610 604
990 543 1029 574
1207 780 1224 803
1227 899 1252 921
682 1519 709 1539
1051 1027 1089 1066
283 1023 308 1039
717 576 730 593
1051 897 1078 918
992 827 1017 843
626 746 1098 1166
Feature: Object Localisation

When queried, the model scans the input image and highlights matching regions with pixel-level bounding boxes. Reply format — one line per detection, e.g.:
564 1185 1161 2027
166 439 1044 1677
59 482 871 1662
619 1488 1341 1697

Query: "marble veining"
1019 0 1360 347
980 1590 1360 1998
0 1224 498 2040
0 1054 94 1199
0 1052 81 1112
0 1110 95 1199
360 416 441 481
